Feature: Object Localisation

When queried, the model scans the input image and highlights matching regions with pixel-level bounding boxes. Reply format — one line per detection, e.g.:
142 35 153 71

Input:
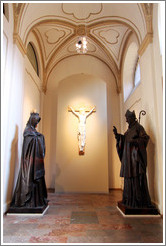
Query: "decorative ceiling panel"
35 24 74 64
62 3 103 20
91 24 130 68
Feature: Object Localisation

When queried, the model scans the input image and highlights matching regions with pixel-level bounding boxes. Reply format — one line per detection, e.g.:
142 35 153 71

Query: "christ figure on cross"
68 106 96 155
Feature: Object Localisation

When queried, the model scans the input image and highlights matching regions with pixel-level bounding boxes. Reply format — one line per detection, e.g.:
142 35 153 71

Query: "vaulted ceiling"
13 2 153 92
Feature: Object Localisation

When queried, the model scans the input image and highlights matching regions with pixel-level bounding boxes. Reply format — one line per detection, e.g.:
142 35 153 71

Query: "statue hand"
68 106 74 112
113 126 117 135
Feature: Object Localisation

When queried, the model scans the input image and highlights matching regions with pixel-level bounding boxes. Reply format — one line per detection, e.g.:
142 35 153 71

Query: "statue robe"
115 121 152 208
11 125 48 207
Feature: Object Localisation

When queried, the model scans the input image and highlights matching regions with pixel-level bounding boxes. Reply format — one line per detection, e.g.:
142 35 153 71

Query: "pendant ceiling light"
76 8 88 54
76 36 88 54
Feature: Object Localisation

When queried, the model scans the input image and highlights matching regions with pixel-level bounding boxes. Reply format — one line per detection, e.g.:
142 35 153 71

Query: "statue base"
7 205 49 216
117 201 160 216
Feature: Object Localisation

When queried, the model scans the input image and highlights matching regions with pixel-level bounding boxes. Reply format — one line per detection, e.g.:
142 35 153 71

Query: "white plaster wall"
42 90 58 188
2 10 43 212
120 4 164 214
136 3 164 213
2 5 25 212
152 4 164 214
139 44 163 213
55 74 108 193
120 33 141 189
107 80 121 189
23 57 42 131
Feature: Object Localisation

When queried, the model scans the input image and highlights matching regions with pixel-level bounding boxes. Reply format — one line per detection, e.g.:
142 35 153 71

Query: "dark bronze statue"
113 110 152 208
9 112 48 210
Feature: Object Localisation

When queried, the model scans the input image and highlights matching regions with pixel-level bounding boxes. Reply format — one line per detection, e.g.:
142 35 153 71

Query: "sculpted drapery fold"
113 110 152 208
10 113 48 208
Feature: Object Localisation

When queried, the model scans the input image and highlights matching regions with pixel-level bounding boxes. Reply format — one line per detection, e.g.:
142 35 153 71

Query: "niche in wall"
55 73 109 193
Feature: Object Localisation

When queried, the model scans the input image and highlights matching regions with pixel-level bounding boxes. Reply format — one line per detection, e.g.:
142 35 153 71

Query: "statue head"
26 112 41 128
125 110 136 124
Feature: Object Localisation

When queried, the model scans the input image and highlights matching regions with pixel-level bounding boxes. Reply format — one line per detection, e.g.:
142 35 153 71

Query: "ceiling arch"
17 3 146 40
13 2 149 93
123 41 139 101
46 55 117 93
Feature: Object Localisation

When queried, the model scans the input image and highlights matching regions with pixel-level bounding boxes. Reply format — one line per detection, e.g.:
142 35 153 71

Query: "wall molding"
3 201 10 214
140 3 153 34
138 3 153 57
13 33 26 56
138 32 153 56
128 98 141 110
25 68 41 92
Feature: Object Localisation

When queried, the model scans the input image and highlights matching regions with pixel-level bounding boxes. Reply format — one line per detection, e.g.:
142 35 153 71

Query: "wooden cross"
68 106 96 112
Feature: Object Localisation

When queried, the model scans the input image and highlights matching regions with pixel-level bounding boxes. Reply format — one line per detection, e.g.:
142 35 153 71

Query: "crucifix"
68 106 96 155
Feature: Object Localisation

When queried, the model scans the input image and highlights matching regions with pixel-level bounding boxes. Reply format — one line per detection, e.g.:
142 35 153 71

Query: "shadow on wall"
49 100 58 189
7 125 20 206
146 120 156 204
55 162 64 193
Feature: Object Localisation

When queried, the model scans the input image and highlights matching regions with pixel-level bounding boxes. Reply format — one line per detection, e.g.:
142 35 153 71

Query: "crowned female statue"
9 112 48 212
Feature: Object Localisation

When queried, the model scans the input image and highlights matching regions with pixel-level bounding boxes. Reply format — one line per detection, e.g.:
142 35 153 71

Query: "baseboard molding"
47 188 55 193
109 188 122 191
3 201 10 214
54 190 110 194
151 199 162 216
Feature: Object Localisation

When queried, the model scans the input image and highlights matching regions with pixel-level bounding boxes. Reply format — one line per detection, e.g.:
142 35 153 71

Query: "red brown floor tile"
3 190 163 244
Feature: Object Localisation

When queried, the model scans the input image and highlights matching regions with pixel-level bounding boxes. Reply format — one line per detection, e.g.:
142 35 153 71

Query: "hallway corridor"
3 190 163 244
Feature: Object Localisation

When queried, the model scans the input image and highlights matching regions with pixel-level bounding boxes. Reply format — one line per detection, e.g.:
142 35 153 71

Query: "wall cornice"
138 3 153 56
13 3 27 56
13 3 26 34
138 32 153 56
13 33 27 56
140 3 153 33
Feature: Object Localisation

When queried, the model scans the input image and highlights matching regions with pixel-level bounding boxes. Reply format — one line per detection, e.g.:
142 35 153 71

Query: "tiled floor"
3 190 163 244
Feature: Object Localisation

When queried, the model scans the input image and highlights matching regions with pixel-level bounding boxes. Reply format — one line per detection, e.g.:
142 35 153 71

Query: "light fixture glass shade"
76 36 88 54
